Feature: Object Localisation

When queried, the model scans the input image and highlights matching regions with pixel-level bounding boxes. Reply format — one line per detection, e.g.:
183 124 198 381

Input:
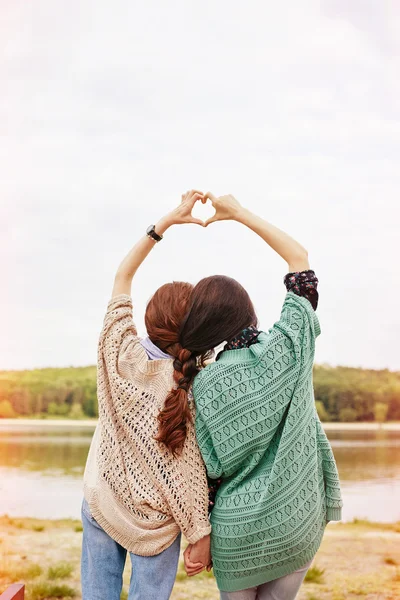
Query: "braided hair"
155 347 198 456
145 281 199 456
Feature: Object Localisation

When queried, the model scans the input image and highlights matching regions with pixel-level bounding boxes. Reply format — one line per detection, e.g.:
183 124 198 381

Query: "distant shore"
1 418 400 430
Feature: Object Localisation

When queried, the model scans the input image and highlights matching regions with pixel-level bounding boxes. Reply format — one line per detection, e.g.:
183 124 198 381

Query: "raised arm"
112 190 204 297
204 193 309 273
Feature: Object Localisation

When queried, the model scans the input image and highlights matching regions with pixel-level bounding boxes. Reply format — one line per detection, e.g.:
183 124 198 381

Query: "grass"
348 518 400 533
304 565 325 584
47 562 74 580
1 516 400 599
0 562 43 582
28 582 75 600
0 515 80 530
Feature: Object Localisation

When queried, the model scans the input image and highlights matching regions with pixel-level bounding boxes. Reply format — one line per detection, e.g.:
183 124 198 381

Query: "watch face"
146 225 155 235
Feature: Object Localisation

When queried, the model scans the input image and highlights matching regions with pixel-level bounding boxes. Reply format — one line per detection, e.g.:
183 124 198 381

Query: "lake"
0 421 399 522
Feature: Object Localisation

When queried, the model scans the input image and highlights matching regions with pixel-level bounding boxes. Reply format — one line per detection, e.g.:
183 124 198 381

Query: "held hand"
183 544 205 577
184 534 212 576
203 192 243 227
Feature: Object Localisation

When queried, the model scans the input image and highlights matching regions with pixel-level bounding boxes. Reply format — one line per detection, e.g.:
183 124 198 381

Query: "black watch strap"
146 224 163 242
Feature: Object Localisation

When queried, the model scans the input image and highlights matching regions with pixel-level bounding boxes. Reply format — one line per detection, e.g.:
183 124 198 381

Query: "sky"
1 0 399 371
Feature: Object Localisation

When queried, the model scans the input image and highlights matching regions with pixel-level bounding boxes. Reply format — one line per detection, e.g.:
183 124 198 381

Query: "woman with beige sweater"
81 191 211 600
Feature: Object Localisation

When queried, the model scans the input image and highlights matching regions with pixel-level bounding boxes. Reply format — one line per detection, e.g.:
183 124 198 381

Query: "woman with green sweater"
181 194 343 599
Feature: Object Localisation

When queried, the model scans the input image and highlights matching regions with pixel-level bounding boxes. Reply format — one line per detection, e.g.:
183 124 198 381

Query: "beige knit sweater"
83 294 211 556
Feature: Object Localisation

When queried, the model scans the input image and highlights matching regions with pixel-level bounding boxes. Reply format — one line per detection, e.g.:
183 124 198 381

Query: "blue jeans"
81 499 181 600
219 558 313 600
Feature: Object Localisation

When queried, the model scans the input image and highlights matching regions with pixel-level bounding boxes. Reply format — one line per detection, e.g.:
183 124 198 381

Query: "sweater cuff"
326 507 342 521
185 524 212 545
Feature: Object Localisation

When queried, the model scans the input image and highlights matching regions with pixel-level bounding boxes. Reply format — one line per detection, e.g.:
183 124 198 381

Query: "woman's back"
84 294 211 556
193 292 342 592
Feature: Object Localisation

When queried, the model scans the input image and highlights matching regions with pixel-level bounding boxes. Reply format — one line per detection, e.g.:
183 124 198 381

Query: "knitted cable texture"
193 291 342 592
83 294 211 556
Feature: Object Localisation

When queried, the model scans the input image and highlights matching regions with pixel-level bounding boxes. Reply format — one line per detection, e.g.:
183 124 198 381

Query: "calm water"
0 423 399 522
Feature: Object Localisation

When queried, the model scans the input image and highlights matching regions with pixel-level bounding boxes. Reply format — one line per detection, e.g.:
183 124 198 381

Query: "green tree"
338 407 358 422
47 402 69 416
0 400 16 418
82 385 98 417
10 389 31 415
69 403 85 419
0 363 399 423
315 401 330 421
373 402 389 423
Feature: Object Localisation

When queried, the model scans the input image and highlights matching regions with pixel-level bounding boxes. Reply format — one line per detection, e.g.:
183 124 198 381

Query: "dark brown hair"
180 275 258 354
149 277 257 457
145 282 197 457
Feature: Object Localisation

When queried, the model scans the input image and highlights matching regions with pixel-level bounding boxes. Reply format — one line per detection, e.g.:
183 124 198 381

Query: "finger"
187 567 205 577
186 562 204 570
189 218 206 226
204 215 219 227
186 192 204 206
185 193 205 214
186 567 204 575
183 549 201 567
185 557 204 569
184 561 204 573
204 191 217 203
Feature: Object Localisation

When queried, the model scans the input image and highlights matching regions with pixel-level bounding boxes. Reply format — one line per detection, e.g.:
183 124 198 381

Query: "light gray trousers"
219 558 313 600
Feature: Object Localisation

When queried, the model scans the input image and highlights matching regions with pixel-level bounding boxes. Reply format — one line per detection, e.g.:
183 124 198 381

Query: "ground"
0 517 400 600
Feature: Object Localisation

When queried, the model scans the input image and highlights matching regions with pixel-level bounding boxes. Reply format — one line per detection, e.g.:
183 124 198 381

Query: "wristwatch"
146 224 163 242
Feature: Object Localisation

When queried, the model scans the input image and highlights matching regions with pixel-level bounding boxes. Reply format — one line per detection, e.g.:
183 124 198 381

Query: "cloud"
1 0 399 369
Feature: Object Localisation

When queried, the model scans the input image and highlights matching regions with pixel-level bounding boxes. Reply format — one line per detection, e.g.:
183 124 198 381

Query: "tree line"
0 364 399 422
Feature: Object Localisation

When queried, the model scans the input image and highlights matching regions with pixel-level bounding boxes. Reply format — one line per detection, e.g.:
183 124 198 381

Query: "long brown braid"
155 347 199 456
145 282 199 456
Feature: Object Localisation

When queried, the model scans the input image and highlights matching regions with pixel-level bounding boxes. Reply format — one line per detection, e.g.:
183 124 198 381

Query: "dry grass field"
1 516 400 600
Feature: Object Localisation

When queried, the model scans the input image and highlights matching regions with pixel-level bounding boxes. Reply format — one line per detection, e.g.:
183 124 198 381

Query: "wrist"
154 215 173 236
233 207 252 224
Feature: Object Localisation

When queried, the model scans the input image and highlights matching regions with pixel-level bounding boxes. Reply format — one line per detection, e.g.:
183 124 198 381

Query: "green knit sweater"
193 292 343 592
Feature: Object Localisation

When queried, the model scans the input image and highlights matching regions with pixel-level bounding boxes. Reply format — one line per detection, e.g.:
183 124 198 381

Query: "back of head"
145 282 197 457
145 281 193 357
180 275 258 355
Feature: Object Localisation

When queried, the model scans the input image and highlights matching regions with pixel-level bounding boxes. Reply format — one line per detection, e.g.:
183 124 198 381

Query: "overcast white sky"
1 0 399 371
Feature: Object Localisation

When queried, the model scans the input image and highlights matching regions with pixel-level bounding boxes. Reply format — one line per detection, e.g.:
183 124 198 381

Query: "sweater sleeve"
163 410 212 544
98 294 145 385
315 419 343 521
272 291 321 366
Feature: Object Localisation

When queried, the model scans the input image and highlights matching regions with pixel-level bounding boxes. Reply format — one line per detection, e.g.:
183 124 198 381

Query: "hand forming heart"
201 192 243 227
166 189 243 228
